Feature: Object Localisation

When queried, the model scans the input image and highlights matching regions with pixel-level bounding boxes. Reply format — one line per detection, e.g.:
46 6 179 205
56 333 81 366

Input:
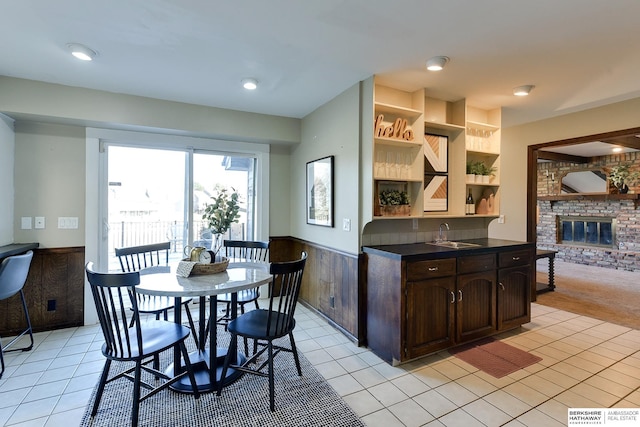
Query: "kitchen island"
363 238 534 365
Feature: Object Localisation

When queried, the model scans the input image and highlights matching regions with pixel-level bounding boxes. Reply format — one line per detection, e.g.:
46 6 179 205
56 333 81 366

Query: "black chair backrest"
85 262 143 358
0 251 34 300
265 252 307 336
223 240 269 262
115 242 170 272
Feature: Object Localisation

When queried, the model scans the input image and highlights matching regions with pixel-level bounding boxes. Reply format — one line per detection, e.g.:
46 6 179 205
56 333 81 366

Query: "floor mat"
449 337 542 378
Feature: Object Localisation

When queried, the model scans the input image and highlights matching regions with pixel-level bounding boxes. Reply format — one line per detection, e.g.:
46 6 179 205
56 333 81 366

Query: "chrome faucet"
437 222 450 243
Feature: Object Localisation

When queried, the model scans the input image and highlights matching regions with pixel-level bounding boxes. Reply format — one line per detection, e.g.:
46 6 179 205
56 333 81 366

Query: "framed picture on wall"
306 155 334 227
424 174 448 212
424 134 448 173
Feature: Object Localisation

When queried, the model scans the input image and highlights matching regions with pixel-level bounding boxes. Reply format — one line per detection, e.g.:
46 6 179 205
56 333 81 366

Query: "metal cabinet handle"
428 267 439 271
450 291 455 303
499 282 505 291
458 290 463 302
512 256 520 261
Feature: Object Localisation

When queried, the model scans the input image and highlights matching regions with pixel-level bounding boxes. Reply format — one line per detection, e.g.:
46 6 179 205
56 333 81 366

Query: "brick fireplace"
537 153 640 272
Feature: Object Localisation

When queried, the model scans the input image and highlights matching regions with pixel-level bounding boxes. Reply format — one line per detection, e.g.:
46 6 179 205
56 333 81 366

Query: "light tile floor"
1 302 639 426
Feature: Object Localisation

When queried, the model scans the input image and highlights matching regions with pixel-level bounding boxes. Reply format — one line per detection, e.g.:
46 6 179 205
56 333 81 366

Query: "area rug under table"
449 337 542 378
80 331 364 427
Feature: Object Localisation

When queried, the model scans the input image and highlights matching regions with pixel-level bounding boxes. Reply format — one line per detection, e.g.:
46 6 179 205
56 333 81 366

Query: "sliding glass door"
104 145 256 272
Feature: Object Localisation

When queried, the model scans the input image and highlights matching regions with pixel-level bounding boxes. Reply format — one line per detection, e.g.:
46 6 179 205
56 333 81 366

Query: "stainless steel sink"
426 241 482 249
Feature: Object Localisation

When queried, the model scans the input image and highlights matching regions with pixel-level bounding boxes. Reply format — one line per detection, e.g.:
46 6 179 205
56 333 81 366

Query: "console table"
536 249 557 293
0 243 39 259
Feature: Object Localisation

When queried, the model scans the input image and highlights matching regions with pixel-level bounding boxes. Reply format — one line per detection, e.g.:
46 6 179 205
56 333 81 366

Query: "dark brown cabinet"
497 249 533 331
405 259 456 360
365 241 533 365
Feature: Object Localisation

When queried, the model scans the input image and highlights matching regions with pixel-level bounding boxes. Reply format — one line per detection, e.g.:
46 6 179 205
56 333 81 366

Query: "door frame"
84 128 270 325
526 126 640 243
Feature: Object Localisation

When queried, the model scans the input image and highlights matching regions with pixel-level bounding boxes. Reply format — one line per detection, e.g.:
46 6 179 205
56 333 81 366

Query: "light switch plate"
35 216 45 229
342 218 351 232
21 217 32 229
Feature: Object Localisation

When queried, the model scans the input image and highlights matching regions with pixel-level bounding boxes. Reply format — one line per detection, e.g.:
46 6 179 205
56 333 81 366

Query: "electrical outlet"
412 219 419 230
342 218 351 232
498 215 505 224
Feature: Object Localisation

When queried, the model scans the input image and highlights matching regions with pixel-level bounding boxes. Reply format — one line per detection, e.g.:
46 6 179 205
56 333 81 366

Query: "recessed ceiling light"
513 85 534 96
67 43 97 61
426 56 449 71
241 78 258 90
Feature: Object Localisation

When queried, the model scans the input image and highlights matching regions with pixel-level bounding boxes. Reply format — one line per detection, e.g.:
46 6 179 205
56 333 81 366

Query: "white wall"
491 97 640 241
0 114 15 245
13 122 86 247
292 83 362 254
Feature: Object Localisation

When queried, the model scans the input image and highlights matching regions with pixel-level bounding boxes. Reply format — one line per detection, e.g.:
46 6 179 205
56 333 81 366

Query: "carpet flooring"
80 327 364 427
449 337 542 378
536 259 640 330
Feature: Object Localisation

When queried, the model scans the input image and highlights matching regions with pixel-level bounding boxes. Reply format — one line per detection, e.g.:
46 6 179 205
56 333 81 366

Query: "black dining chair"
85 262 200 427
0 250 34 380
217 252 307 412
216 240 270 325
115 242 198 346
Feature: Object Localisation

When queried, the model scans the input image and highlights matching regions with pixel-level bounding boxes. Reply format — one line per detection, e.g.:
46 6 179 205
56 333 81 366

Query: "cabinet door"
456 271 496 342
497 265 531 330
405 276 456 360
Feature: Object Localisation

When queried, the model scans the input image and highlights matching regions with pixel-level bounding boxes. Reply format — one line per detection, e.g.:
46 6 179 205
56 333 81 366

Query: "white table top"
136 262 271 298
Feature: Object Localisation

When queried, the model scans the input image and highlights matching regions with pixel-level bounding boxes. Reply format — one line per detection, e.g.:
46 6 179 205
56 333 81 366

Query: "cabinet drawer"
499 249 532 268
458 253 496 274
407 258 456 280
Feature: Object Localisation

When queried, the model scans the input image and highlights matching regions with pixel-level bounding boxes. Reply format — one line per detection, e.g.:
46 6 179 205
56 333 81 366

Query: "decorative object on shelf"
424 134 448 173
477 162 496 184
202 186 241 266
374 114 414 142
476 188 495 214
424 174 448 212
608 163 639 194
306 155 334 227
379 189 411 216
466 160 481 183
465 189 475 215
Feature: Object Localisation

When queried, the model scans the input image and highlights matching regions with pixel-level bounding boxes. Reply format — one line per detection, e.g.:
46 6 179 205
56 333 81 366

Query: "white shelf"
375 102 423 118
466 120 499 131
374 136 422 147
425 121 466 132
466 149 499 157
466 181 500 186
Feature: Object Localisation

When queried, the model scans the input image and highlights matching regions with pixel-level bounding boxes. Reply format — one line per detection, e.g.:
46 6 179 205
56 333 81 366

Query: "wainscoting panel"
269 237 362 343
0 247 85 336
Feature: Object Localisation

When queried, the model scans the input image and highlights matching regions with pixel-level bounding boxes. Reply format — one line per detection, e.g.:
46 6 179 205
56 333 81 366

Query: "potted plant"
466 161 480 183
478 162 496 183
202 187 241 259
379 189 410 216
608 163 640 194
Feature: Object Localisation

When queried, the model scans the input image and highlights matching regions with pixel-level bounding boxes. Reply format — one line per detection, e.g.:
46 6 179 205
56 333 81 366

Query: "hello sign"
374 114 415 142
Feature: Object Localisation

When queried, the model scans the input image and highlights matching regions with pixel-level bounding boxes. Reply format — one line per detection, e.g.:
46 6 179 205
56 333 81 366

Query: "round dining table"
136 261 271 393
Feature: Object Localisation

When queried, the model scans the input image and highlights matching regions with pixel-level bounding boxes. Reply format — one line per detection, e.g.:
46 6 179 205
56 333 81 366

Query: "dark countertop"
0 243 39 259
362 238 533 262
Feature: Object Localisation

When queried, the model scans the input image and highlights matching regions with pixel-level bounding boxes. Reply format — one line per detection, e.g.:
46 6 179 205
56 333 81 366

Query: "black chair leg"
268 341 275 412
289 332 302 376
179 341 200 399
131 362 142 427
0 341 5 379
217 333 237 396
92 359 112 416
183 303 199 348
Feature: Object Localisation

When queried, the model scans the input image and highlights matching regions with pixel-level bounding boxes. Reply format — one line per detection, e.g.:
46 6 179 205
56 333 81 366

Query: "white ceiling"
2 0 640 131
